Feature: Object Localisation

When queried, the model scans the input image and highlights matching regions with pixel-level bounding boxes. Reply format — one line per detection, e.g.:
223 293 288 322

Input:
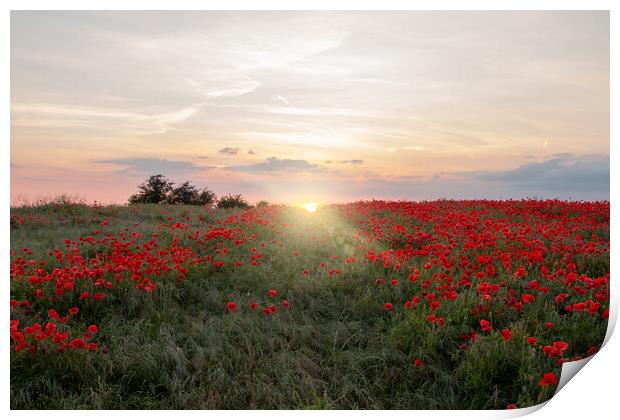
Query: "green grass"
10 201 609 409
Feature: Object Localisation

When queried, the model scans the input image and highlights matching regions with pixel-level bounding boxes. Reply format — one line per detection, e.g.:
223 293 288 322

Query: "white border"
3 2 617 420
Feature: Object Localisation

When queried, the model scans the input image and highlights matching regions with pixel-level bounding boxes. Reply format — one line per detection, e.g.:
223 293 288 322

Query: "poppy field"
10 199 610 409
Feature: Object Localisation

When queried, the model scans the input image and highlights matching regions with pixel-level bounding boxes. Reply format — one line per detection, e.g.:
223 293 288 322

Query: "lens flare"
303 202 318 213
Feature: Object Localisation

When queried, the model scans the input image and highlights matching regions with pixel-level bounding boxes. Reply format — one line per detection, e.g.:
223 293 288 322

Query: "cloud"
218 147 240 156
352 154 609 200
247 149 257 155
11 103 198 135
395 154 607 200
324 159 364 165
95 157 202 174
10 12 609 204
227 157 324 174
205 80 260 98
255 106 362 117
386 146 425 152
464 154 609 191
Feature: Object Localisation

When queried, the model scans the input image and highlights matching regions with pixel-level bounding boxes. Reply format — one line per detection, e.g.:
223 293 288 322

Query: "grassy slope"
10 202 609 409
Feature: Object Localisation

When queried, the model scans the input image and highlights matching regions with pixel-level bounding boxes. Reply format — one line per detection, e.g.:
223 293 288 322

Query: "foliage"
217 194 250 209
128 174 174 204
196 188 217 207
128 175 216 206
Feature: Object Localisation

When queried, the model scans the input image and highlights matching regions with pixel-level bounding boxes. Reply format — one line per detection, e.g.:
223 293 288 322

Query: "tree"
217 194 249 209
167 181 200 205
197 188 217 206
128 175 217 206
166 182 217 206
128 175 174 204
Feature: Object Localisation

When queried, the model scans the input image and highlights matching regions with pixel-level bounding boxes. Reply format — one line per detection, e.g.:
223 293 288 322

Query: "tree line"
128 174 250 208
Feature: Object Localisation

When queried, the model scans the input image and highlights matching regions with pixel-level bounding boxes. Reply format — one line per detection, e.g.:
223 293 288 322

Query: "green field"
10 200 610 409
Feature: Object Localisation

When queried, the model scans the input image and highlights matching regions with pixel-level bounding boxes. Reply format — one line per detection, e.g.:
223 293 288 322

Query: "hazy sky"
11 11 609 204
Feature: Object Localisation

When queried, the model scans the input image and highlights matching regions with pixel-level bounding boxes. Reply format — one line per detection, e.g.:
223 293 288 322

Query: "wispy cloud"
11 103 198 135
325 159 364 165
206 79 260 98
227 157 324 174
386 146 425 152
356 154 610 200
218 147 240 156
464 153 609 190
10 12 609 203
255 106 362 117
275 95 291 106
94 157 203 174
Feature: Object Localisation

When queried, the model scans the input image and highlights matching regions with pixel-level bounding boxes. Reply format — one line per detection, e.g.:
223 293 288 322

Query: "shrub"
217 194 249 209
167 181 200 205
197 188 217 207
128 176 216 206
128 175 174 204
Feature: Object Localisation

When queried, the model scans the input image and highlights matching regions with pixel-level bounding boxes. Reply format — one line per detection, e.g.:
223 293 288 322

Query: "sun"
302 202 318 213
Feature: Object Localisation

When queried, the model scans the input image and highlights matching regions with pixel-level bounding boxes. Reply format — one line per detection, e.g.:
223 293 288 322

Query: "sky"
10 11 609 205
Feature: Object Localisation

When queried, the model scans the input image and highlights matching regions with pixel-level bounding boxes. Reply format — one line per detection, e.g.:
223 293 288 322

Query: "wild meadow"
10 199 609 409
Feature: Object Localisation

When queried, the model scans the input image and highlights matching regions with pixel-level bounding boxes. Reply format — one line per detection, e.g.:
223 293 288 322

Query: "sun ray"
302 202 318 213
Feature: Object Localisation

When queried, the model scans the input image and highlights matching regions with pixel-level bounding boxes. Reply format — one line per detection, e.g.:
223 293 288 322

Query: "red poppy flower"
226 302 237 312
71 338 87 349
48 309 60 320
521 294 536 303
480 319 492 331
539 372 558 387
384 303 393 311
501 329 512 341
543 343 566 358
263 304 277 315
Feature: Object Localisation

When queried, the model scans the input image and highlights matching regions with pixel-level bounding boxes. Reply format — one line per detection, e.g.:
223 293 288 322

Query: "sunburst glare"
302 202 318 213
